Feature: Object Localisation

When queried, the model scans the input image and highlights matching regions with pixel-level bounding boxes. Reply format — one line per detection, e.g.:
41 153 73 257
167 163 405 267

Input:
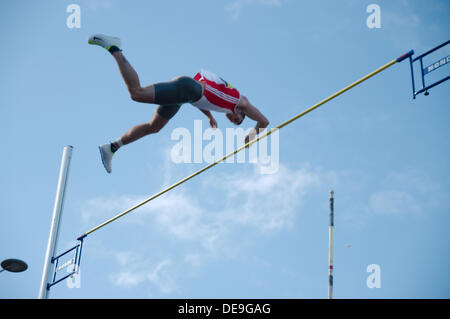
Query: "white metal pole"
38 145 73 299
328 190 334 299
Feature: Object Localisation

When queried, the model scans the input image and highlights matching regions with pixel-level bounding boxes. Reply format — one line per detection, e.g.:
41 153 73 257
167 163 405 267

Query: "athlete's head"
226 111 245 125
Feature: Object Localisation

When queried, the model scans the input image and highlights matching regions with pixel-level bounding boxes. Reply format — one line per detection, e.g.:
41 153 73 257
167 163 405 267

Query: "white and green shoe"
88 34 122 52
99 143 114 173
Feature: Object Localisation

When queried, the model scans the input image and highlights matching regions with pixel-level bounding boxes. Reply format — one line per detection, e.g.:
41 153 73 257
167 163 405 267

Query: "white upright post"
328 190 334 299
38 145 73 299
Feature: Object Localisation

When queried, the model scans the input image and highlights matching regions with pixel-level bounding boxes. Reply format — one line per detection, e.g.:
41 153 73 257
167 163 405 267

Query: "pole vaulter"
43 49 420 293
77 50 414 241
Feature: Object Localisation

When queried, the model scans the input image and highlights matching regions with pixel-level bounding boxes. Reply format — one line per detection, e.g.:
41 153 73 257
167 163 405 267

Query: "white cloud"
368 169 444 217
321 168 446 231
81 194 146 225
113 271 142 287
147 259 176 294
370 190 421 216
211 163 321 232
382 170 439 194
82 163 322 240
110 251 177 294
82 162 323 293
83 159 446 295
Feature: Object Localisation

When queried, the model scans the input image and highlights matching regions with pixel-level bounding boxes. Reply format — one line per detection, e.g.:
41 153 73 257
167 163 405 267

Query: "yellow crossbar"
78 58 398 240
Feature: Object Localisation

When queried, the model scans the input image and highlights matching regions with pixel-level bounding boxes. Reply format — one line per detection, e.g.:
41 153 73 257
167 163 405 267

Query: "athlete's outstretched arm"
199 109 218 129
237 96 269 143
238 96 269 130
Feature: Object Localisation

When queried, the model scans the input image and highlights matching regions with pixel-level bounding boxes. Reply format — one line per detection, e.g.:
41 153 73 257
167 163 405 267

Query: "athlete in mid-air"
88 34 269 173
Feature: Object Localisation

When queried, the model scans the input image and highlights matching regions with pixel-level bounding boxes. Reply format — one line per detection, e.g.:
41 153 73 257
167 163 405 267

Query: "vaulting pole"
328 190 334 299
78 50 414 240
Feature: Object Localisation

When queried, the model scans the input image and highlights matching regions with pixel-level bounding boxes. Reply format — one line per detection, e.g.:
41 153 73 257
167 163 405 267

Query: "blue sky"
1 0 449 299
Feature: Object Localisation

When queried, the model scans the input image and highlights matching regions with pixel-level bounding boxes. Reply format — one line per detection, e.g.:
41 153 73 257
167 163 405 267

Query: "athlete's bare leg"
114 111 169 147
111 51 156 103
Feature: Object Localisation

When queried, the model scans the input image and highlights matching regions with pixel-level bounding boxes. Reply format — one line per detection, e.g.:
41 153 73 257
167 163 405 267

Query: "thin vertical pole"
38 145 73 299
328 190 334 299
419 58 426 90
409 56 417 99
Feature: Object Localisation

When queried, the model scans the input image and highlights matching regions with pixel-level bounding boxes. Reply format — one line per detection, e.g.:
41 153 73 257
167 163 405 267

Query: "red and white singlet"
191 69 241 114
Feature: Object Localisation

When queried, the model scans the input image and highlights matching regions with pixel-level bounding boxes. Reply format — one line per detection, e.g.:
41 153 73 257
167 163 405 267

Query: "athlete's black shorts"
154 76 202 120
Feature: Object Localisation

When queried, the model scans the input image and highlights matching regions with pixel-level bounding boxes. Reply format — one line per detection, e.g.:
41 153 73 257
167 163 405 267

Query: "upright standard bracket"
408 40 449 99
47 239 84 290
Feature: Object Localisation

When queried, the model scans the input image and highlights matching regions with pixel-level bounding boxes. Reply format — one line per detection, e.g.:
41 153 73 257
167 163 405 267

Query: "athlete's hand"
244 128 257 146
209 117 218 129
